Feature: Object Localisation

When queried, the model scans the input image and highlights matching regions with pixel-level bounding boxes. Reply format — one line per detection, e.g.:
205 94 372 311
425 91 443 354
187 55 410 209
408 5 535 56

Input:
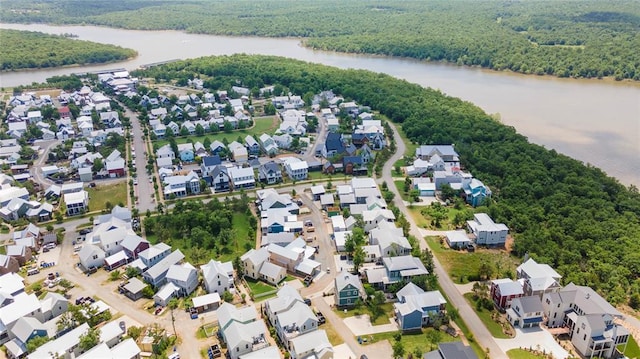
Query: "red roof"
58 106 70 113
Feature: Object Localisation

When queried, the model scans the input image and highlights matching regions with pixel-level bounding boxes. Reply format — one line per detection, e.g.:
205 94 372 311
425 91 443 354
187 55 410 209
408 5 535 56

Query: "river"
1 23 639 186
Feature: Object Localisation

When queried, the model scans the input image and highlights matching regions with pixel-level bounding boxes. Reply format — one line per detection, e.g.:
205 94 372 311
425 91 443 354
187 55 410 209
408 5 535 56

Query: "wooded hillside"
130 54 640 305
2 0 639 80
0 29 136 70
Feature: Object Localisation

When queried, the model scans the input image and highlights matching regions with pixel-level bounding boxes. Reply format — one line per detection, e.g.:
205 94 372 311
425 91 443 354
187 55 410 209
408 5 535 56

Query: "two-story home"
177 143 195 162
466 213 508 246
240 247 287 286
394 282 447 332
516 258 562 298
162 171 200 198
415 145 459 164
542 283 629 359
228 141 248 163
165 263 199 297
209 165 231 192
369 222 412 257
322 133 345 158
334 270 365 307
366 255 428 290
259 162 283 184
64 190 89 216
284 158 308 181
245 135 261 156
362 209 395 232
143 249 185 288
228 166 255 190
259 133 279 155
201 259 235 295
462 178 492 207
506 295 544 329
156 144 175 160
265 285 318 350
209 140 227 157
424 342 478 359
490 278 524 311
201 155 222 178
139 243 171 268
217 303 271 359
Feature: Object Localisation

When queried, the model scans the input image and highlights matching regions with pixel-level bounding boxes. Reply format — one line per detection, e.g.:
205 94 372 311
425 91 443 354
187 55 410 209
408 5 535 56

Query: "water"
1 23 639 185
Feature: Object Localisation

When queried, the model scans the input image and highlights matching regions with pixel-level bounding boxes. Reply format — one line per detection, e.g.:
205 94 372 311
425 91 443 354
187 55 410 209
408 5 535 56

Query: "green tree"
392 334 405 359
26 335 50 352
222 290 234 302
78 327 100 352
168 298 179 336
353 245 365 273
203 137 211 149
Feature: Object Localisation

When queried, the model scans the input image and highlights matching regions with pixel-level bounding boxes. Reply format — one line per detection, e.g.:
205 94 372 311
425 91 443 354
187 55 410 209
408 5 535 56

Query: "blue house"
393 283 447 332
463 178 491 207
245 135 261 156
178 143 195 162
322 133 345 158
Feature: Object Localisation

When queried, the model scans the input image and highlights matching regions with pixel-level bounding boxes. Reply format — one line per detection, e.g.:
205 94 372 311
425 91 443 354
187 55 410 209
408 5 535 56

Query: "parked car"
316 312 326 324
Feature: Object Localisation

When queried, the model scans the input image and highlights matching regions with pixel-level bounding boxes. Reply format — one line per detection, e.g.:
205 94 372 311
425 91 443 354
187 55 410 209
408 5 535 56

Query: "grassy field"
426 236 519 283
334 303 395 326
153 116 277 147
394 180 411 202
86 182 127 212
507 349 547 359
619 335 640 358
323 322 345 346
367 328 457 356
463 293 511 339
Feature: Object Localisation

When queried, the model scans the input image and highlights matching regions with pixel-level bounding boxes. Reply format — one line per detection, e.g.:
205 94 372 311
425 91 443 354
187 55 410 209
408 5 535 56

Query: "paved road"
379 122 507 359
31 139 61 187
125 106 156 213
302 109 326 162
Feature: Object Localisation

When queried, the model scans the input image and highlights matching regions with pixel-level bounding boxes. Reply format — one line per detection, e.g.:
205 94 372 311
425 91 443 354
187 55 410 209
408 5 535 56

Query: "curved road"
379 122 507 359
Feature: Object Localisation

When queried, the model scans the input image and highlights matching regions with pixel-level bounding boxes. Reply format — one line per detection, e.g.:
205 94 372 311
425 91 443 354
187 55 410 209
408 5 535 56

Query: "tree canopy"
129 54 640 305
2 0 639 80
0 29 136 70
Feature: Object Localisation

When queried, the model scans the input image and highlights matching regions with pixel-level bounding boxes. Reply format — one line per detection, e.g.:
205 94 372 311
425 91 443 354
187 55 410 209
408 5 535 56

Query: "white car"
133 179 138 185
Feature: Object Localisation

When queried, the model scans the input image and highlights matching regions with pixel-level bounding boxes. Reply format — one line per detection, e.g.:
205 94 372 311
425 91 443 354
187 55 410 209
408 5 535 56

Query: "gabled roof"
324 133 344 153
145 249 185 280
218 302 258 330
512 295 544 314
10 316 45 344
335 269 364 294
202 155 222 167
240 247 270 267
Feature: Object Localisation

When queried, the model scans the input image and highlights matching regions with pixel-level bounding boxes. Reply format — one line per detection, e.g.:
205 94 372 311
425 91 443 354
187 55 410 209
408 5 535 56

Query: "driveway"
342 314 398 336
494 327 569 359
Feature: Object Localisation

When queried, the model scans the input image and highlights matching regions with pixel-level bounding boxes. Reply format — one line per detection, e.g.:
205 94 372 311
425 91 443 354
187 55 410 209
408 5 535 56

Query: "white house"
283 158 308 181
466 213 508 246
201 259 235 295
166 263 199 297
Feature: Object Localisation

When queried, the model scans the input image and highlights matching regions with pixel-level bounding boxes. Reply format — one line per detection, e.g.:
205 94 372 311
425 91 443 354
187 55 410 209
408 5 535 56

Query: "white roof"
192 293 221 308
289 330 333 358
105 250 129 266
0 272 24 295
63 190 88 205
238 345 281 359
110 338 141 358
29 323 90 358
155 282 179 301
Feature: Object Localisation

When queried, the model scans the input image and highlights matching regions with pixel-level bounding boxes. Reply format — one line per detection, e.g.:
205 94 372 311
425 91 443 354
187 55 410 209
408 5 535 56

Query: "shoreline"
1 21 638 86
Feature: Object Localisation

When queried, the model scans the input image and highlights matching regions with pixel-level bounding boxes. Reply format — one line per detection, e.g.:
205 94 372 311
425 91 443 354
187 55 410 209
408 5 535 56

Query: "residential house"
228 166 255 190
217 303 269 359
122 277 147 301
272 134 292 150
201 259 235 295
209 165 231 192
156 144 175 160
194 141 207 157
490 278 524 311
516 258 562 298
444 230 472 249
156 156 173 169
139 243 171 268
362 209 395 232
240 247 286 286
177 143 195 162
6 245 31 266
143 249 185 288
423 342 478 359
343 156 366 175
369 222 412 257
165 263 198 296
394 282 447 332
0 255 19 275
321 194 335 210
229 141 248 163
366 255 429 289
210 140 227 156
64 190 89 215
322 133 345 158
265 285 318 349
462 178 492 207
154 282 179 306
78 244 105 270
466 213 508 246
310 185 325 201
543 283 630 358
162 171 200 198
105 150 125 178
288 330 333 359
201 155 222 178
334 270 365 307
28 323 90 359
416 145 459 164
192 293 221 313
121 235 150 260
283 158 308 181
259 162 283 184
506 296 544 329
245 135 261 156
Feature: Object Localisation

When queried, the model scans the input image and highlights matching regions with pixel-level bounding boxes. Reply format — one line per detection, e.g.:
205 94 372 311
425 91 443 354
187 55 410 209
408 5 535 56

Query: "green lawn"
426 235 519 283
367 329 457 356
395 180 410 202
463 293 511 339
334 303 395 326
507 349 547 359
244 277 278 300
153 116 277 147
619 335 640 359
86 182 128 212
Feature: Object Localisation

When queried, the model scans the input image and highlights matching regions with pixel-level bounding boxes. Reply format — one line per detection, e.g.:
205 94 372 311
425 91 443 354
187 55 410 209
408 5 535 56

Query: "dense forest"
2 0 639 80
0 29 136 71
126 54 640 305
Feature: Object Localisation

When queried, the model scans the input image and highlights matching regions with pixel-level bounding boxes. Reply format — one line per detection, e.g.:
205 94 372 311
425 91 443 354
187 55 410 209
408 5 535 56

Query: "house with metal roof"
334 270 365 307
288 329 333 359
394 282 447 331
490 278 524 311
424 342 478 359
143 249 185 288
201 259 234 295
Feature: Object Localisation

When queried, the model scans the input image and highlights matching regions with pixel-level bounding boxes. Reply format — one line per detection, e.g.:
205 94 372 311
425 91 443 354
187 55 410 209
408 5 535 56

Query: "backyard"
86 182 128 212
334 302 395 326
426 235 519 283
153 116 278 147
366 328 457 357
244 277 278 301
507 348 548 359
619 335 640 359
